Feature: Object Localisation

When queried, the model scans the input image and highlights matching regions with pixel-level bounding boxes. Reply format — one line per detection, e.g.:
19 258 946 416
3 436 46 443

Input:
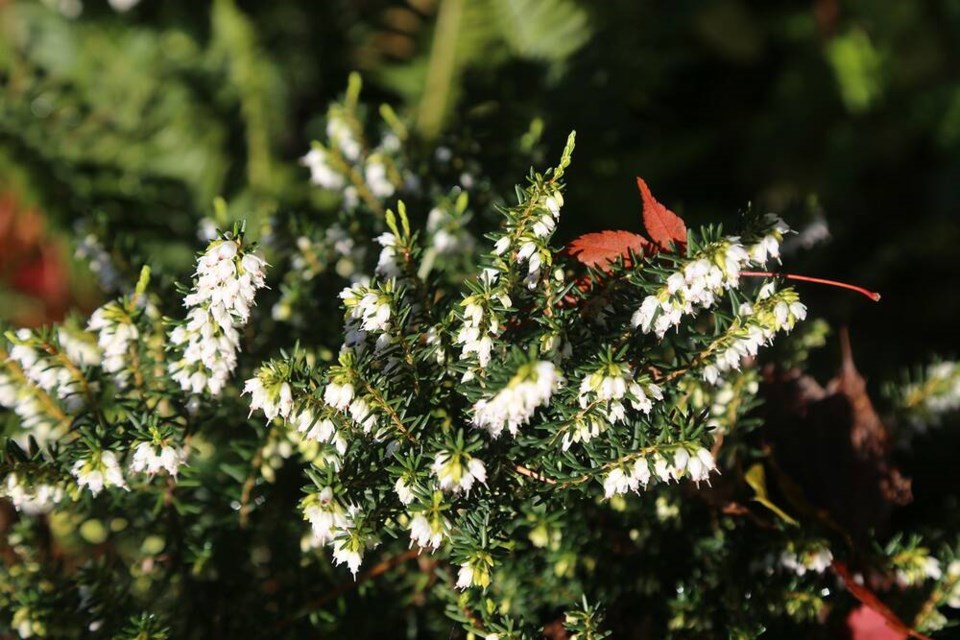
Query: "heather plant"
1 79 958 640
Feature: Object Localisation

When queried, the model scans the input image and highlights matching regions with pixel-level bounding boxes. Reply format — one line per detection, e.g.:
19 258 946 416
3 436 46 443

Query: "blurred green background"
1 0 958 381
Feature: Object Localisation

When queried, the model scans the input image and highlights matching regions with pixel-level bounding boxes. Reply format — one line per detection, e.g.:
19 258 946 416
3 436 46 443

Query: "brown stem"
238 446 265 528
279 548 420 628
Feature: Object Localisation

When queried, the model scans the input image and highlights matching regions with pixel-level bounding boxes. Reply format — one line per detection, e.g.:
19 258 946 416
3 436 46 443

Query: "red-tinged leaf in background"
832 561 931 640
637 177 686 252
564 230 654 270
847 606 907 640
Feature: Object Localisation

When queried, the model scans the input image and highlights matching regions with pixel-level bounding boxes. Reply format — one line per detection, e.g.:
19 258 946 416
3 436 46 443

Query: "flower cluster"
0 370 60 445
455 269 510 371
898 361 960 427
602 447 717 498
566 362 662 448
432 450 487 495
7 329 83 407
778 543 834 576
301 487 365 576
633 238 752 338
746 214 791 265
71 450 128 496
88 301 141 386
300 76 407 213
457 552 494 590
894 548 943 587
244 372 293 423
168 236 267 396
129 441 187 477
339 282 393 336
472 361 561 438
1 473 64 515
408 510 451 551
701 285 807 385
492 189 564 288
426 200 475 256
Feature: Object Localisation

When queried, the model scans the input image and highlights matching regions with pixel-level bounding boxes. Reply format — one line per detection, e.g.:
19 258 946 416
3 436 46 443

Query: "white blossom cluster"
432 450 487 495
8 329 83 407
88 301 140 386
701 286 807 385
71 450 128 496
339 283 393 335
778 543 833 576
319 379 384 436
492 189 563 289
602 447 717 499
130 441 187 477
633 218 791 340
895 551 943 587
427 203 475 256
746 214 791 265
472 361 561 438
374 231 401 278
1 473 64 515
168 238 267 396
244 376 293 423
0 371 60 445
566 363 663 449
290 404 348 457
455 269 510 373
408 510 451 551
57 325 102 367
301 96 406 211
944 561 960 608
301 486 365 576
632 239 751 338
901 361 960 426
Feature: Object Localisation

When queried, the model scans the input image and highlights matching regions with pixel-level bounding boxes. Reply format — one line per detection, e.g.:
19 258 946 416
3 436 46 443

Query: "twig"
514 464 557 485
279 548 421 628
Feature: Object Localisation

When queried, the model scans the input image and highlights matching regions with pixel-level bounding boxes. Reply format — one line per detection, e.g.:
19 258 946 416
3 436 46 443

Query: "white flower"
169 238 267 396
685 448 716 485
303 487 354 547
72 451 128 496
375 232 401 277
493 236 511 255
89 302 139 384
1 474 64 515
58 327 101 367
456 563 474 590
364 157 395 199
332 538 364 578
324 382 355 411
603 467 634 498
408 513 447 550
432 451 487 495
327 114 361 162
394 477 415 505
130 442 187 477
472 362 560 438
348 398 377 432
244 376 293 422
780 545 833 576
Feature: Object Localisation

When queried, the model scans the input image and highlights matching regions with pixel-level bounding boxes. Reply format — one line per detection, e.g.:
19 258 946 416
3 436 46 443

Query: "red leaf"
637 177 686 252
832 561 932 640
847 606 907 640
564 230 654 269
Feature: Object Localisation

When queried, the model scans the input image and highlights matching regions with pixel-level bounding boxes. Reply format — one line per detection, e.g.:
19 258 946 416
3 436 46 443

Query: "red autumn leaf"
637 177 686 252
564 230 653 269
847 606 907 640
832 561 932 640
